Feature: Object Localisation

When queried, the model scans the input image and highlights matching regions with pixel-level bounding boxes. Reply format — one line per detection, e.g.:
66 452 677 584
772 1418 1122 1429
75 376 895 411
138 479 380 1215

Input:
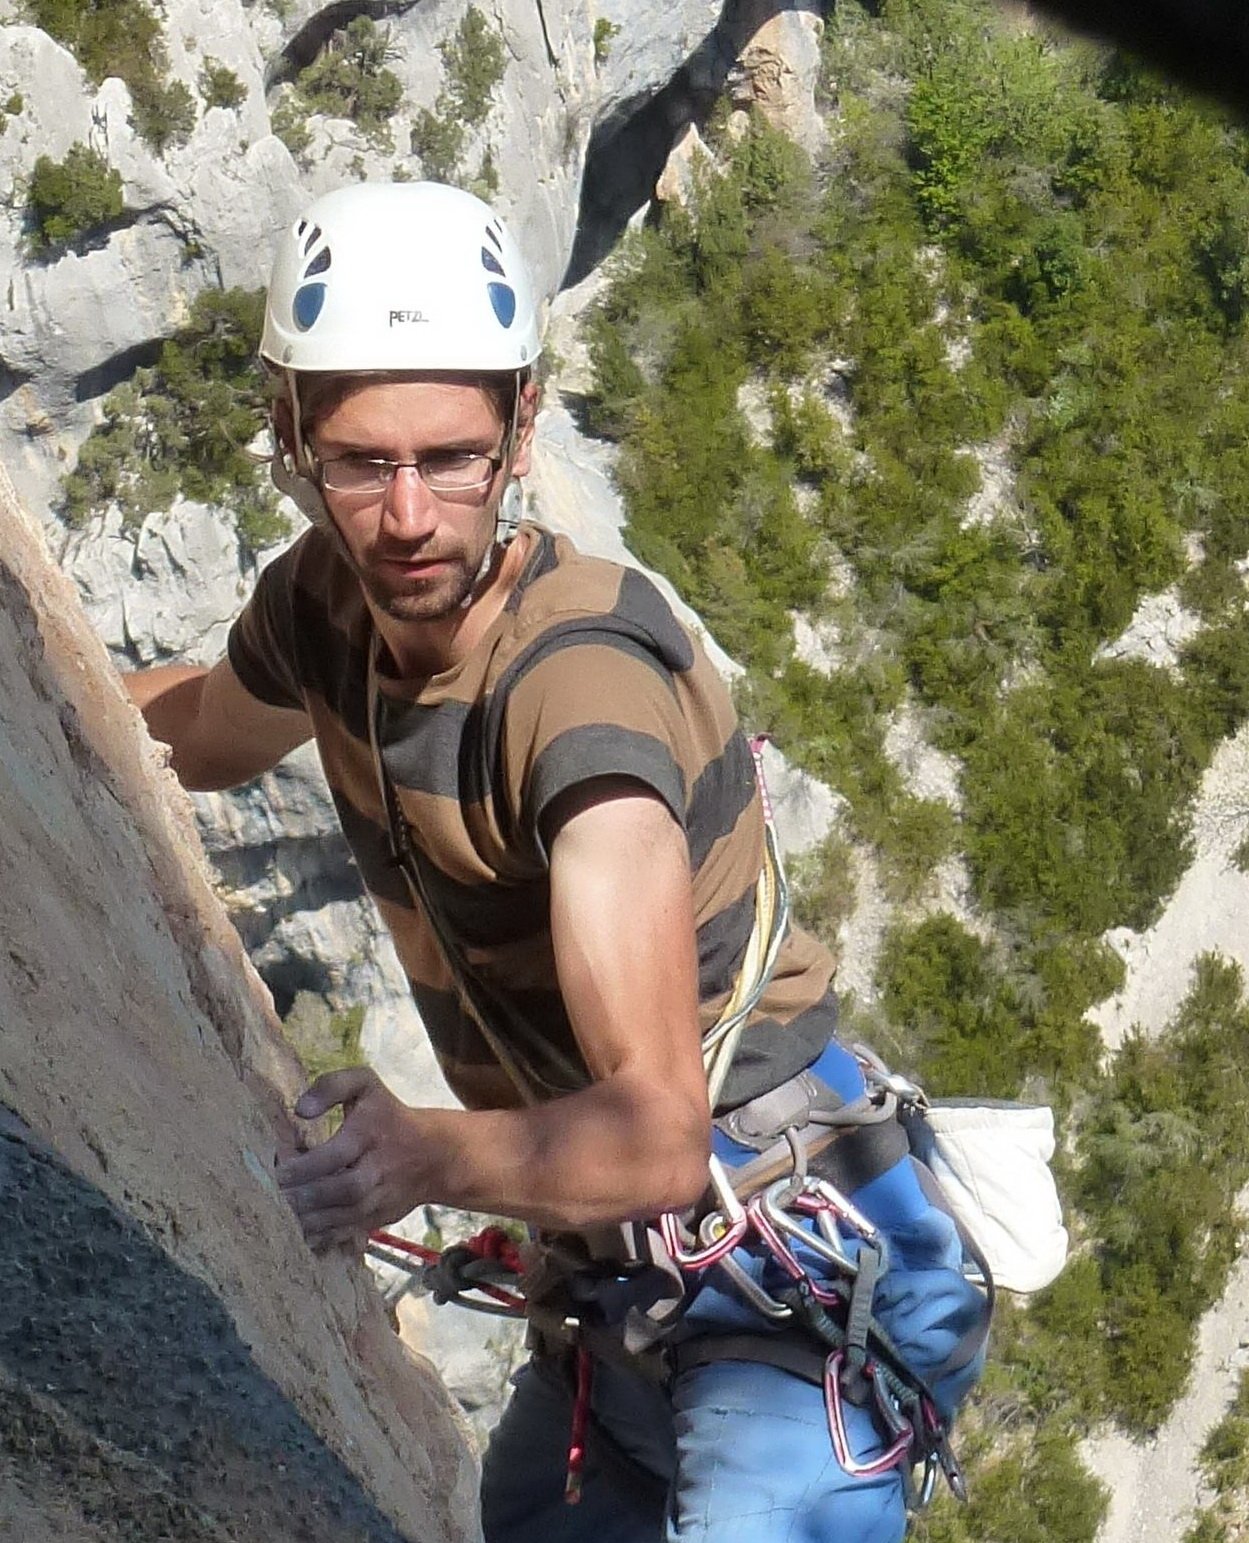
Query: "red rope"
564 1343 593 1504
368 1228 525 1313
370 1229 440 1266
465 1224 525 1276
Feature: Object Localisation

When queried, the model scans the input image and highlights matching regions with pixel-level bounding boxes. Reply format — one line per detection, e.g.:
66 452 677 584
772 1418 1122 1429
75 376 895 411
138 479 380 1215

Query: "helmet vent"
293 283 327 330
481 246 505 277
306 247 332 277
302 223 322 255
487 282 516 328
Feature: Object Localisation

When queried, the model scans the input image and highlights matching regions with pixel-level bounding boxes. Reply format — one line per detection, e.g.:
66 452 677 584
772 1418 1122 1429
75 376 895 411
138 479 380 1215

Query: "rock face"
0 462 479 1541
716 0 825 150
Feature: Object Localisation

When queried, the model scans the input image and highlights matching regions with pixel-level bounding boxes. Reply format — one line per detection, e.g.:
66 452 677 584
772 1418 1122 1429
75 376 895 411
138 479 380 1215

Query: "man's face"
308 378 525 626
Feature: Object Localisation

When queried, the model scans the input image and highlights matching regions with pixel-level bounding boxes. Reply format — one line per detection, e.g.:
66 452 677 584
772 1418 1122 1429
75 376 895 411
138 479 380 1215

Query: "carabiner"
823 1352 913 1478
759 1179 860 1276
805 1176 889 1270
713 1249 794 1320
853 1043 929 1110
660 1155 749 1271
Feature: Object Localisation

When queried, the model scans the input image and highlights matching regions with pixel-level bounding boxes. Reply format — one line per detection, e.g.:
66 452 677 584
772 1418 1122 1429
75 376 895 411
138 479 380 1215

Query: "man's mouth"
379 553 454 575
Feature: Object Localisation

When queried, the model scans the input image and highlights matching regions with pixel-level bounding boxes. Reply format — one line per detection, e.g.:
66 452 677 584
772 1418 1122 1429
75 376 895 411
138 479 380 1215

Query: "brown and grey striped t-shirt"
228 521 838 1112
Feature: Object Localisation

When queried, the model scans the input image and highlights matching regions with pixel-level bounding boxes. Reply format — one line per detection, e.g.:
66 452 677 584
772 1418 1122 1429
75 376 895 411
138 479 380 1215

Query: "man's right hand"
275 1067 432 1252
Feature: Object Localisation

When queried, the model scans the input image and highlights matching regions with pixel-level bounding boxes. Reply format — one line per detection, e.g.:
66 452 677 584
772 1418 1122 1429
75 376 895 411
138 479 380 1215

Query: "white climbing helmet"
259 181 543 375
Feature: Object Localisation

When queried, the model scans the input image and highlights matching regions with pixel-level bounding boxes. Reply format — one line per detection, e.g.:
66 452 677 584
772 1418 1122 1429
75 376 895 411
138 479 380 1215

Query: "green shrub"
24 0 160 86
282 997 366 1132
956 1427 1108 1543
130 74 196 153
292 16 401 148
788 832 855 953
592 17 619 65
61 286 288 552
440 5 505 123
410 106 463 182
199 58 246 111
877 914 1026 1096
410 6 505 181
1057 957 1249 1432
283 996 366 1083
960 661 1207 938
270 92 312 159
24 0 193 155
1184 1514 1231 1543
0 89 24 133
26 143 123 255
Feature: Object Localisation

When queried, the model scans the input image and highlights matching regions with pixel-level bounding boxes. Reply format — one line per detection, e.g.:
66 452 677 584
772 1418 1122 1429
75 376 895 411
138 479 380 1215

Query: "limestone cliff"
0 461 479 1539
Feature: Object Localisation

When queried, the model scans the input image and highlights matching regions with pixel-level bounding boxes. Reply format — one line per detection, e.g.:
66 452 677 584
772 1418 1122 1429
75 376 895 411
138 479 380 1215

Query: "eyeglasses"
314 449 505 497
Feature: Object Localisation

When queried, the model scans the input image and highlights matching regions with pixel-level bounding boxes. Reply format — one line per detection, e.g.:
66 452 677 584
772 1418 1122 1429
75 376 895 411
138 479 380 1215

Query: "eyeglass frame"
309 445 509 500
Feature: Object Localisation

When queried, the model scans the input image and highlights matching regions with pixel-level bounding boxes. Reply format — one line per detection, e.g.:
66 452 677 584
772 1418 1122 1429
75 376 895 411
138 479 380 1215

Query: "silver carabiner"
806 1176 890 1271
712 1249 795 1320
758 1178 860 1277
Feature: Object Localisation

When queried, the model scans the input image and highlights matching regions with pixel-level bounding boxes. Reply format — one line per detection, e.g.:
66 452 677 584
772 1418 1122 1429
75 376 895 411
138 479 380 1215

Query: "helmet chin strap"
466 370 527 596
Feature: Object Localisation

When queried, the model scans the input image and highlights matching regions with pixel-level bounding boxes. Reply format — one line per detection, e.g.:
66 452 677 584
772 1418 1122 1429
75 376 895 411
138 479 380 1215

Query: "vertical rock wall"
0 457 480 1540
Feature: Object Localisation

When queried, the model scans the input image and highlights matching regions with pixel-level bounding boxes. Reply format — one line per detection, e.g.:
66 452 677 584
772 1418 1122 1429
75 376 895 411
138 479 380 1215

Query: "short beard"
320 504 497 623
364 563 478 621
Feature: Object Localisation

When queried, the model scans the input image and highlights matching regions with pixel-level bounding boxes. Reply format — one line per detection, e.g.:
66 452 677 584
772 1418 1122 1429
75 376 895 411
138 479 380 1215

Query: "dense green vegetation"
410 6 505 190
588 0 1249 1087
61 286 288 553
583 0 1249 1527
24 0 195 152
25 142 123 255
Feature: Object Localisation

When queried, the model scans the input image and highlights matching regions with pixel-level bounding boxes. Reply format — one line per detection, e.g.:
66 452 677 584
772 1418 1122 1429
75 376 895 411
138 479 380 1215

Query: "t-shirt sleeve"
226 545 305 711
502 635 690 862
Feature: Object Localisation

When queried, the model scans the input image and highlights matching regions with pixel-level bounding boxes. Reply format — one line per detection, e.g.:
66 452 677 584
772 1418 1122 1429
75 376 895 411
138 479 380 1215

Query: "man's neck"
371 531 531 680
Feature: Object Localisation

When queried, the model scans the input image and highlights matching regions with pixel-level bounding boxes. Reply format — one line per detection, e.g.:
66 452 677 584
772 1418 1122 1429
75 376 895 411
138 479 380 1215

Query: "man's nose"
381 464 438 535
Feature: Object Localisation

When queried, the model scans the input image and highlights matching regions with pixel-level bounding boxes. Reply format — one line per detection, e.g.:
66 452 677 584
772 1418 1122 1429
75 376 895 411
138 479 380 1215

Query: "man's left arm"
277 779 712 1247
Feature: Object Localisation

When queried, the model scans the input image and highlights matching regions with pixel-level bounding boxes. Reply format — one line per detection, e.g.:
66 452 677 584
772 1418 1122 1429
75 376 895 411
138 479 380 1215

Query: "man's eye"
423 452 480 474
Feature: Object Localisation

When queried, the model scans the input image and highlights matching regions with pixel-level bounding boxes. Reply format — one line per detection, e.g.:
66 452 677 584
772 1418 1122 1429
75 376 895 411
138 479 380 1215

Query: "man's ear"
510 378 542 478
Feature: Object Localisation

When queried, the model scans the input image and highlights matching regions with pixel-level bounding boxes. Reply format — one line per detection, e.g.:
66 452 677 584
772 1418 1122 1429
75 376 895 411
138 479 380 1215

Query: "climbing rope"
366 1224 526 1317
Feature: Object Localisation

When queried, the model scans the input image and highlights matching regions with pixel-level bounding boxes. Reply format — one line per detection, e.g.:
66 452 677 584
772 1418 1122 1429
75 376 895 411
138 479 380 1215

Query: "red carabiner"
823 1352 913 1479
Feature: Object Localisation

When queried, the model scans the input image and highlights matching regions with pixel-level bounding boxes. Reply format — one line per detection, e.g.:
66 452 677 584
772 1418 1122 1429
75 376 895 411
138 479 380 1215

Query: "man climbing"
126 180 989 1543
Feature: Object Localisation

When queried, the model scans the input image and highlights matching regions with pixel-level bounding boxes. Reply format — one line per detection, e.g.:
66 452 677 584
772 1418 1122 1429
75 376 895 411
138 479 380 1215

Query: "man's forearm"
123 658 312 790
415 1069 710 1231
277 1063 711 1247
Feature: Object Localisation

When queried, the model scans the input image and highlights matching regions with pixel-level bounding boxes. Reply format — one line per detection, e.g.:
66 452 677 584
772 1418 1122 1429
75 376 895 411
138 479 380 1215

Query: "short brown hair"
288 370 526 435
